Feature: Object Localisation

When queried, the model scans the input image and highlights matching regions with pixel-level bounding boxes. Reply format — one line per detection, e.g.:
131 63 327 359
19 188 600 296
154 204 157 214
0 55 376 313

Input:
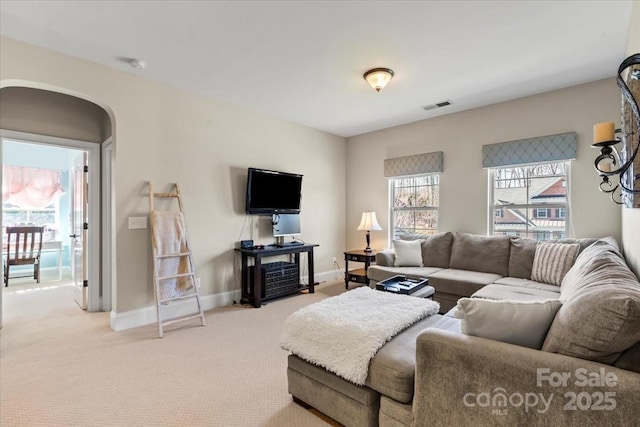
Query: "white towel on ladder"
151 210 194 301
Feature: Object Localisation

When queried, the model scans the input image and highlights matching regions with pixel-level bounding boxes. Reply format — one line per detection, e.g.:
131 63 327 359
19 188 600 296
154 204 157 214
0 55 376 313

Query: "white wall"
0 36 346 316
346 79 622 251
621 0 640 278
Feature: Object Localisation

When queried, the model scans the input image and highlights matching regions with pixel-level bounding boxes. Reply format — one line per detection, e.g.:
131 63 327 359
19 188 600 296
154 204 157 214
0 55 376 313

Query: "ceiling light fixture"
129 59 146 70
363 68 394 92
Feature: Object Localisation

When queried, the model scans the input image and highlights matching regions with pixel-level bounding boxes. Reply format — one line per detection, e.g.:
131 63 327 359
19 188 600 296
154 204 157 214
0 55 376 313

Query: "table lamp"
356 211 382 253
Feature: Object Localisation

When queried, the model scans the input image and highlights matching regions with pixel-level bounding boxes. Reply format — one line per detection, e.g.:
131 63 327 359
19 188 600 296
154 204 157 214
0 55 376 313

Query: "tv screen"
245 168 303 214
272 213 301 237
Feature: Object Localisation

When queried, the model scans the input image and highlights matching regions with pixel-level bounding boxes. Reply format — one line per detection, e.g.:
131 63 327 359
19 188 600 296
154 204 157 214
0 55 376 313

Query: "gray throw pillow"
454 298 562 349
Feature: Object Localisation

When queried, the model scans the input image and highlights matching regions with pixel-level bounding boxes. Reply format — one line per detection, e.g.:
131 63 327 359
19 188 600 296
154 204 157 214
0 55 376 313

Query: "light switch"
128 216 148 229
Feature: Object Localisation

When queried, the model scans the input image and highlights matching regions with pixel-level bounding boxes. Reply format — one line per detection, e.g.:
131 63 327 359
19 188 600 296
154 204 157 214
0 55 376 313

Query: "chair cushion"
531 242 579 286
449 233 511 276
366 314 459 403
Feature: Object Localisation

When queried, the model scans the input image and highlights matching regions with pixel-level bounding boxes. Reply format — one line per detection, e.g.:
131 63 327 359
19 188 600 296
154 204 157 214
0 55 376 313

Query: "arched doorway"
0 83 115 328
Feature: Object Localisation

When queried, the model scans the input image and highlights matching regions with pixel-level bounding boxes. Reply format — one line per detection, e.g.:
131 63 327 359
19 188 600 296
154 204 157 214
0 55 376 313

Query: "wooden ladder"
148 182 206 337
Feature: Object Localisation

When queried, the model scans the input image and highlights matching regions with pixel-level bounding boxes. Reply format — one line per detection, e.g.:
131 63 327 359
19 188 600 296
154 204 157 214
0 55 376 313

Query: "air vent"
422 100 452 111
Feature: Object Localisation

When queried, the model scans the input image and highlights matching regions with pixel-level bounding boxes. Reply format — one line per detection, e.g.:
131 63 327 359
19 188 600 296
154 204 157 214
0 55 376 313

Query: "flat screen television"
245 168 303 215
272 213 301 237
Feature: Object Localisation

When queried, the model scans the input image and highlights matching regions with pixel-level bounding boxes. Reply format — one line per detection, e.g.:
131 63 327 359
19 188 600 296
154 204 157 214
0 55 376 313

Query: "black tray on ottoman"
376 275 434 298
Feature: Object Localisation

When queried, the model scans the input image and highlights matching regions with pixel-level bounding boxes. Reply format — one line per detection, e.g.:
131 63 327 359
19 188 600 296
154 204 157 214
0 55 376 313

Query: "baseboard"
110 290 234 332
110 269 341 331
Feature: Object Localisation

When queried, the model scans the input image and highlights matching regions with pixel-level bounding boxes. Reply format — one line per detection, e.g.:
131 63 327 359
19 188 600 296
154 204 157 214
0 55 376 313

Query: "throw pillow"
531 242 579 286
393 239 423 267
454 298 562 349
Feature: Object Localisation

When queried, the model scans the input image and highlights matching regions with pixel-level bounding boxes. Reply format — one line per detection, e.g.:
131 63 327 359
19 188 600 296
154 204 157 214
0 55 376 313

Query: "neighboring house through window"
489 161 569 240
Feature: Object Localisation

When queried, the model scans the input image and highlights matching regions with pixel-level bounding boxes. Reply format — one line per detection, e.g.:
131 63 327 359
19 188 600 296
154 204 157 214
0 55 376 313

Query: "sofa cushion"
531 242 579 286
508 237 538 279
449 233 511 276
556 237 598 254
366 314 459 403
428 268 502 298
455 298 562 349
367 265 443 283
472 283 560 302
542 238 640 364
393 239 423 267
560 237 622 301
614 340 640 374
400 231 453 268
493 277 561 293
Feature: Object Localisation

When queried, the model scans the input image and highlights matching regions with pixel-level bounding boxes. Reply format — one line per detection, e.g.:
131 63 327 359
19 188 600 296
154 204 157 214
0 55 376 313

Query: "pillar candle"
594 122 615 143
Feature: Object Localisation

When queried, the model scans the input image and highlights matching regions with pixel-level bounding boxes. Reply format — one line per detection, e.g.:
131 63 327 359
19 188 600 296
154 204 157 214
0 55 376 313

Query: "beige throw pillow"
531 242 579 286
454 298 562 349
393 239 423 267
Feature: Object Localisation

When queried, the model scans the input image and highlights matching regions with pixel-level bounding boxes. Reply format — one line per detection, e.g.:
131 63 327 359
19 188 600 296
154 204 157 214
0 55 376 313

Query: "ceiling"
0 1 633 138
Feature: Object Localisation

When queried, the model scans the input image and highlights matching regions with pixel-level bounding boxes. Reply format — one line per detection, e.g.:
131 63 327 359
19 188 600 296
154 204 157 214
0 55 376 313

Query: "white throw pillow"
531 242 580 286
393 239 423 267
454 298 562 349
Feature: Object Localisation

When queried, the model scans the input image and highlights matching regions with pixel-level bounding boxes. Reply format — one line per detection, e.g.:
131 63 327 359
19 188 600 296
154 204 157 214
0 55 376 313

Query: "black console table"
235 244 318 307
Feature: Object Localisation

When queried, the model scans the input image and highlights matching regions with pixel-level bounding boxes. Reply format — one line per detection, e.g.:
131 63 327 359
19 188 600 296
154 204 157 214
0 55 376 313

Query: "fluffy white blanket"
280 286 439 385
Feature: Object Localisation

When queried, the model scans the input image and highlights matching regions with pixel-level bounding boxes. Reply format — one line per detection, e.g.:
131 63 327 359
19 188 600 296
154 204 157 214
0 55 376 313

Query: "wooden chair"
4 226 44 287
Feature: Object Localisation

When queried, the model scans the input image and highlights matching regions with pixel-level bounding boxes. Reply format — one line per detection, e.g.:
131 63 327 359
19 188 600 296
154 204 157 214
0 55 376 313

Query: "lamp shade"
363 68 394 92
356 211 382 231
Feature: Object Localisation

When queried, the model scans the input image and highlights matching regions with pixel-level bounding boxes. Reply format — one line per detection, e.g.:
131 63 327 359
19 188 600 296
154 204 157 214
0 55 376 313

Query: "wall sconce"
356 211 382 252
363 68 394 92
592 53 640 206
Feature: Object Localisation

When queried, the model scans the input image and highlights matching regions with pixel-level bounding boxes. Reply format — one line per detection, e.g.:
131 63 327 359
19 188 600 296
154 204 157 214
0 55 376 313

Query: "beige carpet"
1 279 348 426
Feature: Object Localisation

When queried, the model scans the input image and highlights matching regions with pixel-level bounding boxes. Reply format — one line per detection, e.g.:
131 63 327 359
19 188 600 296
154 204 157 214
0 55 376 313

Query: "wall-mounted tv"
245 168 303 215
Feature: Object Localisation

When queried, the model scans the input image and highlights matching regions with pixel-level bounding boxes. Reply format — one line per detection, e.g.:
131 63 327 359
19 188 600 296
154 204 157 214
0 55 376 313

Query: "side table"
344 250 376 289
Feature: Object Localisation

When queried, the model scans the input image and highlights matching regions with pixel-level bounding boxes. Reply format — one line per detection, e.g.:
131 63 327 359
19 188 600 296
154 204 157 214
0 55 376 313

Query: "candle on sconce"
593 122 615 143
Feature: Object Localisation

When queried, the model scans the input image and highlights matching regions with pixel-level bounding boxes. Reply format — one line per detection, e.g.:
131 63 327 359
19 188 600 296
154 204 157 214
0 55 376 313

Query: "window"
489 161 569 241
536 208 549 218
389 174 439 239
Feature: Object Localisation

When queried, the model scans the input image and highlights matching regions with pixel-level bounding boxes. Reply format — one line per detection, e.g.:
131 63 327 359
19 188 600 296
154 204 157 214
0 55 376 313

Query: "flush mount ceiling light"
129 58 146 69
363 68 394 92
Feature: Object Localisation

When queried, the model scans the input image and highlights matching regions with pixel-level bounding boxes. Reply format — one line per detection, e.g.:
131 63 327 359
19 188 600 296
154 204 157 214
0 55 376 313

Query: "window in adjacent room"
489 161 569 240
389 174 439 238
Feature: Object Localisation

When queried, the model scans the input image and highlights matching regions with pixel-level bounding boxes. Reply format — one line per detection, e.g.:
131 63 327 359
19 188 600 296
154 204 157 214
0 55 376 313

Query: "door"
71 152 88 309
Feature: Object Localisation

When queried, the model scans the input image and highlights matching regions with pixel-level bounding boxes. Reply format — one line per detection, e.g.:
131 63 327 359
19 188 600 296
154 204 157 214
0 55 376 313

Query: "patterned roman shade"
482 132 577 168
384 151 443 178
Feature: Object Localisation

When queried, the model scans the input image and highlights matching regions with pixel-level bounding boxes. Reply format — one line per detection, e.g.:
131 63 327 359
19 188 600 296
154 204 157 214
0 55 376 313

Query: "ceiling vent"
422 100 452 111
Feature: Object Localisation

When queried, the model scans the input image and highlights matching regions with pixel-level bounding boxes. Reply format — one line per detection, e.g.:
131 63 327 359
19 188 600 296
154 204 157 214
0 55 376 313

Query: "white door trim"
101 137 113 312
0 129 102 312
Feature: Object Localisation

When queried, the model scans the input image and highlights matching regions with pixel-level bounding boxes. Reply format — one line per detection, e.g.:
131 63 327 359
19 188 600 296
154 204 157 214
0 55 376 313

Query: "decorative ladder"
148 182 206 337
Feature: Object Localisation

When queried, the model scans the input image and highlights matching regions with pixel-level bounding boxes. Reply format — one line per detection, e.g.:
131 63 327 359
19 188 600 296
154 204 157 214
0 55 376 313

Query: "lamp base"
364 247 373 253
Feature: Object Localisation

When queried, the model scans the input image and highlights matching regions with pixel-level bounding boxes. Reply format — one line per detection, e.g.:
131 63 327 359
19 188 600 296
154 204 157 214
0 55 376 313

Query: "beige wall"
346 79 622 251
0 86 110 143
0 36 346 313
622 0 640 278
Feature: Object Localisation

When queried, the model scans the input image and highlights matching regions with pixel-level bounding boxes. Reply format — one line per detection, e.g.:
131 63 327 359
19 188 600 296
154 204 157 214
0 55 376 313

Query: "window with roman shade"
483 132 576 240
385 152 443 239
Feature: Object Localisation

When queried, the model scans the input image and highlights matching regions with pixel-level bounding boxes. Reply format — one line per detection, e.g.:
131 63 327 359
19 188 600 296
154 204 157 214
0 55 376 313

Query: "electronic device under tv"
272 213 302 247
245 168 303 215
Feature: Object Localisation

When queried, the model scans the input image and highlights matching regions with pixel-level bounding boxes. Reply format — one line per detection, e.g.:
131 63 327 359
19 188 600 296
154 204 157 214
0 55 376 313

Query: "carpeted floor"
0 278 348 426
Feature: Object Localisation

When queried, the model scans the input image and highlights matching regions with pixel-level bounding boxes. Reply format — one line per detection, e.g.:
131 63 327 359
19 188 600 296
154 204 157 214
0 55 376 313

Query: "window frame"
388 173 440 243
488 161 571 240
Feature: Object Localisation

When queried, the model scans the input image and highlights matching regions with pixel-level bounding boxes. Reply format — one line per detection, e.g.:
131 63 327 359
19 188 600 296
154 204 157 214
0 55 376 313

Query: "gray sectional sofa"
286 233 640 426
